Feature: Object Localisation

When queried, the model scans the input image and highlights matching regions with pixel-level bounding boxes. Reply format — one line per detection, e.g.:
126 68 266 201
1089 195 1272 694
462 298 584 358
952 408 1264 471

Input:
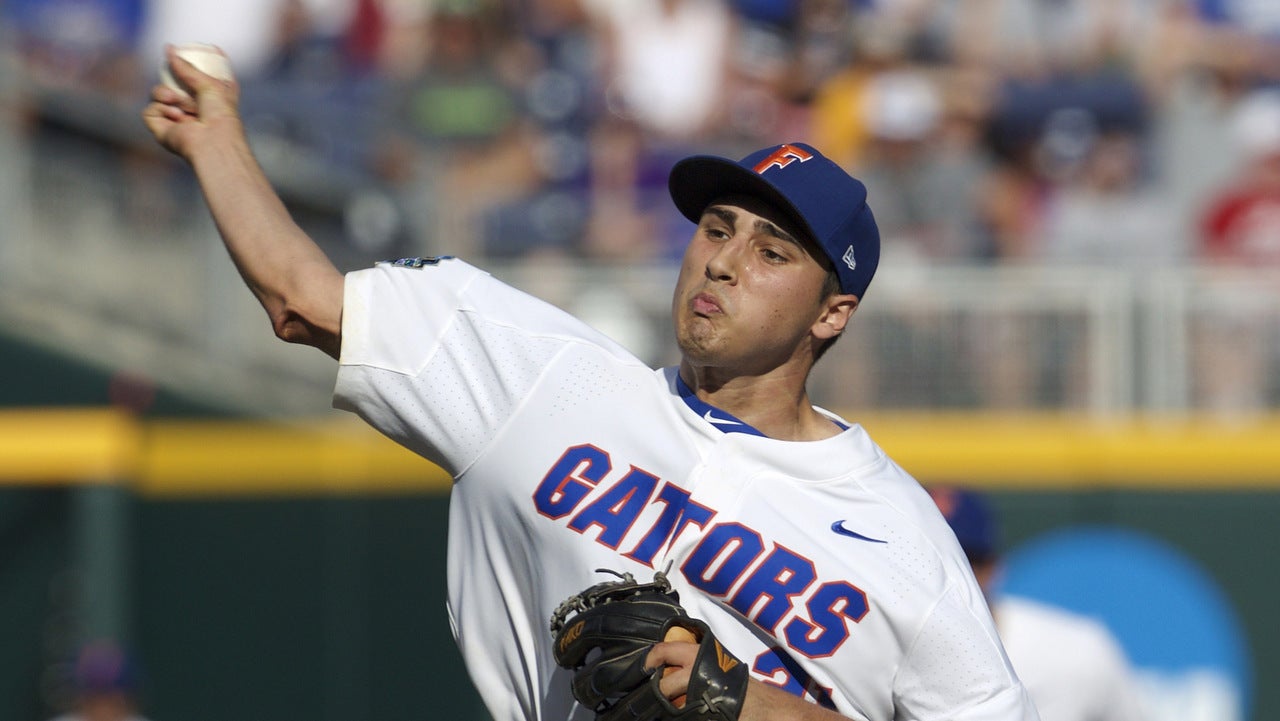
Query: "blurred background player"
928 485 1149 721
47 641 152 721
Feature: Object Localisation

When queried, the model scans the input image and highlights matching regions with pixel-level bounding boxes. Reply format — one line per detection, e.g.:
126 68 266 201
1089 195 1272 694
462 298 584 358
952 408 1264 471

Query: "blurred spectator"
1 0 146 92
817 66 993 409
584 0 736 143
976 74 1150 262
963 60 1150 410
1042 129 1182 268
1193 0 1280 40
257 0 353 83
373 1 542 258
1033 128 1182 409
1146 1 1274 255
47 641 151 721
811 9 915 171
241 0 385 174
1189 88 1280 414
738 0 857 105
952 0 1156 266
962 103 1063 408
340 0 386 76
1198 88 1280 264
971 120 1054 263
481 0 606 259
579 116 684 262
384 5 522 150
3 0 167 237
928 486 1150 721
940 0 1166 79
855 68 988 262
711 0 854 151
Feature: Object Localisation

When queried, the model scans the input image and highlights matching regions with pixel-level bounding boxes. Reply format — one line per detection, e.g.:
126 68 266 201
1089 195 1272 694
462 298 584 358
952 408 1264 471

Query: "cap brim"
669 155 821 251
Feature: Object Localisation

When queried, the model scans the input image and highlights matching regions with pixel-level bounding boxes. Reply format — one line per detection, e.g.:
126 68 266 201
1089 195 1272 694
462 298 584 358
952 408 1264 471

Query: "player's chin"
674 322 723 363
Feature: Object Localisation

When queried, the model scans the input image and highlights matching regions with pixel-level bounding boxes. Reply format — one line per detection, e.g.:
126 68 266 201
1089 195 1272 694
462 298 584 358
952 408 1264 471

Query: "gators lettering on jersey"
532 442 868 662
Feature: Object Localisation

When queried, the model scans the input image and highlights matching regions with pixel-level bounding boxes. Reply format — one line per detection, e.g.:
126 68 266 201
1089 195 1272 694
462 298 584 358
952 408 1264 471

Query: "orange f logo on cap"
753 143 814 174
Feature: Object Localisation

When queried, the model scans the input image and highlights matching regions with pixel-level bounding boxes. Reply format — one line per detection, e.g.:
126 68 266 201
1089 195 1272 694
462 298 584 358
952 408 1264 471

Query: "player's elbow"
270 311 307 343
265 274 344 356
270 306 341 359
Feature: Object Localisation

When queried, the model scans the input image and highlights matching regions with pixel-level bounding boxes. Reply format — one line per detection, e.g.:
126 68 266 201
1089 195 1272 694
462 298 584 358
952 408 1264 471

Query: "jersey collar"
675 374 849 438
674 375 770 437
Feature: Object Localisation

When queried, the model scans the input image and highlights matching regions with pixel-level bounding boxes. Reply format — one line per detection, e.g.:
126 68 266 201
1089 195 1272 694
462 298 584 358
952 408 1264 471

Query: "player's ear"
812 293 859 341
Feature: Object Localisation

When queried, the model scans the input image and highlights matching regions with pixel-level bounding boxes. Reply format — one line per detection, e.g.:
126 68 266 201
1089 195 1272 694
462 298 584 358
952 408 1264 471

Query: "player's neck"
678 364 841 441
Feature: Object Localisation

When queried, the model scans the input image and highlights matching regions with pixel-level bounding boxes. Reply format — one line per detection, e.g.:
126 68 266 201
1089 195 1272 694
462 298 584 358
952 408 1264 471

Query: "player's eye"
702 225 731 241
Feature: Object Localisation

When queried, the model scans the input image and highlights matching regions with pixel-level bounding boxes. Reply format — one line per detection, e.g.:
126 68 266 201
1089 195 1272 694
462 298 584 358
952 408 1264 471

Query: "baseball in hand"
159 43 234 99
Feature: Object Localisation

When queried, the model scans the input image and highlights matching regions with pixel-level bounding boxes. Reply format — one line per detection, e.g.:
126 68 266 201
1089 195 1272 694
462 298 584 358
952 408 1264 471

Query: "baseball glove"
549 568 749 721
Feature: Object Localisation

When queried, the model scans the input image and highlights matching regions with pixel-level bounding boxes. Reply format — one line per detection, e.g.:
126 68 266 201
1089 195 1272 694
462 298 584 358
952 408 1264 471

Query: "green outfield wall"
2 410 1278 721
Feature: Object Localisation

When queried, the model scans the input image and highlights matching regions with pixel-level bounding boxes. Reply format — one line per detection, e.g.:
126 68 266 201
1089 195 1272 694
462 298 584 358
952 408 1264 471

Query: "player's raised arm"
141 46 344 359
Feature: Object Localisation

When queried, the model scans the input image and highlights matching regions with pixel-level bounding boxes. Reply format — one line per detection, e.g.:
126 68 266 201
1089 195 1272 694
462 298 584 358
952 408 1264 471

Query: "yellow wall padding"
4 409 1279 496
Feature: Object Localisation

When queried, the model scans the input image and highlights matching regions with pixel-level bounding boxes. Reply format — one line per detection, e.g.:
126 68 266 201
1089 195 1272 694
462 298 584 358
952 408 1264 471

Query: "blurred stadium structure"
4 103 1280 418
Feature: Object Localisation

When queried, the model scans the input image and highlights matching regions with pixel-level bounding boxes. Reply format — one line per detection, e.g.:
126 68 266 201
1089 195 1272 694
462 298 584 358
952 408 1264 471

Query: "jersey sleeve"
893 583 1040 721
333 259 625 476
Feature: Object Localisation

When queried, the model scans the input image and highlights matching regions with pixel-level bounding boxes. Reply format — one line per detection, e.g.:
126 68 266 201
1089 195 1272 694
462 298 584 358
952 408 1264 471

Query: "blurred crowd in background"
3 0 1279 267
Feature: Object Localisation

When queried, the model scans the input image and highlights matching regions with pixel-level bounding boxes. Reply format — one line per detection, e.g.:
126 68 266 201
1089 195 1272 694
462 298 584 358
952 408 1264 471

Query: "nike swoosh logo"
831 521 886 544
703 410 743 426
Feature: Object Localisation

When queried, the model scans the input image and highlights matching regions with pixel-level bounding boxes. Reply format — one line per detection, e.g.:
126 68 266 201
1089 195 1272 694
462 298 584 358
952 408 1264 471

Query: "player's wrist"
185 116 250 166
740 681 857 721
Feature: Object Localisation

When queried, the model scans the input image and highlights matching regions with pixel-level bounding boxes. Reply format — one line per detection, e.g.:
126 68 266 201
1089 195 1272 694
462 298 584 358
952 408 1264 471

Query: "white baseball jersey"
995 596 1147 721
333 258 1038 721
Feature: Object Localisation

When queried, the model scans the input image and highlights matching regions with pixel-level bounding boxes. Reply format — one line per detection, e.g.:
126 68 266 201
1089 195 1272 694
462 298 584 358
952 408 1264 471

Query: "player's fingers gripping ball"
159 42 234 100
550 569 748 721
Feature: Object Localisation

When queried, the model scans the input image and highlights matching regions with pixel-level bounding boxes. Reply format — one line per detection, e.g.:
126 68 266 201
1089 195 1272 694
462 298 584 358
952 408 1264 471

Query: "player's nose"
704 236 744 283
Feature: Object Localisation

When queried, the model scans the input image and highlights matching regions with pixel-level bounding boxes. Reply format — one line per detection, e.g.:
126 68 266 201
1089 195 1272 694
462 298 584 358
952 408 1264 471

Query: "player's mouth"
691 292 724 316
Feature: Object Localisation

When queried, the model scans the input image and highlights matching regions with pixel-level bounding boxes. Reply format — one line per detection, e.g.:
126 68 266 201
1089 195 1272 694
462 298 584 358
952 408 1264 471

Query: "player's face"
672 195 845 374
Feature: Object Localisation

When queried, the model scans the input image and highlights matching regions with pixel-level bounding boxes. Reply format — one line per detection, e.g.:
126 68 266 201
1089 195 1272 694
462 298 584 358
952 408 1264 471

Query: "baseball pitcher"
143 47 1038 721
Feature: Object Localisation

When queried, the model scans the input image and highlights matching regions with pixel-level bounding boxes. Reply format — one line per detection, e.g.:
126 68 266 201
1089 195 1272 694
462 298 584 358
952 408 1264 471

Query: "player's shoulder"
356 254 483 284
347 255 485 303
375 255 463 269
356 256 644 352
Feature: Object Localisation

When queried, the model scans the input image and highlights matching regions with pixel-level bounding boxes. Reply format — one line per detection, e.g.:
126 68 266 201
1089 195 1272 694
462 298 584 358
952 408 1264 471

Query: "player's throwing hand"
141 45 241 161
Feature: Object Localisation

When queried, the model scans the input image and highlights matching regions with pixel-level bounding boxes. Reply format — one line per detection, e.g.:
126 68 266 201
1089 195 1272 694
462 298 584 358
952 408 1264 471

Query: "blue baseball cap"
928 486 999 564
668 142 881 299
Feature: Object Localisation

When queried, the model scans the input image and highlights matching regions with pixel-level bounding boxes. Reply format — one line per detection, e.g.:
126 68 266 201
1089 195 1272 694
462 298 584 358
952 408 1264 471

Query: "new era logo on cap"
842 246 857 271
668 142 881 299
